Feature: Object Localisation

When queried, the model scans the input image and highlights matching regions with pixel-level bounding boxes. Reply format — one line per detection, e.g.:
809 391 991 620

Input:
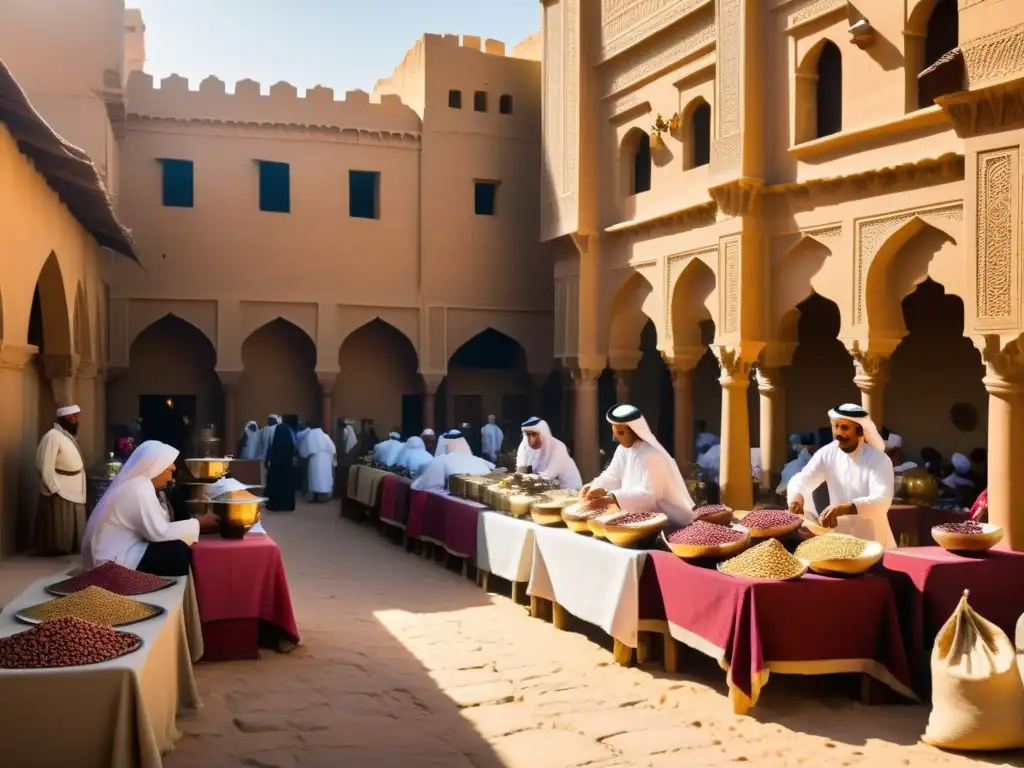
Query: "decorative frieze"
599 0 712 62
975 148 1018 330
720 236 741 334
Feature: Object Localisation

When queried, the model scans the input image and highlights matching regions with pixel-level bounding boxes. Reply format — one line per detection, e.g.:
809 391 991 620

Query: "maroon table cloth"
405 489 431 541
379 474 412 527
881 546 1024 691
191 533 299 661
431 493 485 559
639 551 914 714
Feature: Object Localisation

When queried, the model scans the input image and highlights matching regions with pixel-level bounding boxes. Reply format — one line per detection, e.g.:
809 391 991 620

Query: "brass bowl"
448 475 466 498
932 523 1003 553
799 540 884 576
211 488 260 502
561 503 598 534
692 505 734 526
187 498 264 538
185 458 232 480
662 525 750 560
530 500 569 526
586 506 623 539
735 510 802 539
602 513 668 548
509 494 541 517
897 467 939 507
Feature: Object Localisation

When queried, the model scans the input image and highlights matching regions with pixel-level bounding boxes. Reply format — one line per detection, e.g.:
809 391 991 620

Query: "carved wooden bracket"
709 177 764 220
938 79 1024 138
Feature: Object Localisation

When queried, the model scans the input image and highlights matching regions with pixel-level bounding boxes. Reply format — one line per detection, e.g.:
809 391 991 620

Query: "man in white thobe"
373 431 401 463
35 404 88 555
239 421 261 459
382 436 406 467
411 431 495 491
481 415 504 462
515 417 582 489
788 403 896 548
300 428 337 502
579 404 695 527
397 436 434 478
419 428 436 455
340 421 358 455
694 420 720 457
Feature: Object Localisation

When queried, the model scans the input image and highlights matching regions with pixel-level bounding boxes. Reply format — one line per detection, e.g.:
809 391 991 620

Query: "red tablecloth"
639 551 914 714
881 546 1024 690
379 474 412 527
405 490 483 558
191 534 299 660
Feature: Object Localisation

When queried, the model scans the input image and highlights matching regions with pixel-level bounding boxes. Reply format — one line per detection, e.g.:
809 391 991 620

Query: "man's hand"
588 494 614 509
578 484 591 501
788 494 804 517
818 503 855 528
586 487 607 501
198 511 220 532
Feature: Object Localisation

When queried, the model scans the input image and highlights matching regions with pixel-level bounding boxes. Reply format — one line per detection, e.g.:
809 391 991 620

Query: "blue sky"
130 0 540 94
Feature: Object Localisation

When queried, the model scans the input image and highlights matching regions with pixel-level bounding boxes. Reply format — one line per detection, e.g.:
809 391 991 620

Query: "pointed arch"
448 327 527 370
771 235 846 336
670 257 717 347
239 317 319 426
130 314 217 361
32 251 72 355
680 97 711 170
337 311 419 360
620 127 651 196
796 38 842 143
608 271 658 356
241 317 316 364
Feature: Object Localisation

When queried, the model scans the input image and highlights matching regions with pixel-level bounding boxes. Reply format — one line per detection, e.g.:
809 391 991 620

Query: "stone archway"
335 318 420 437
28 252 73 459
238 318 319 429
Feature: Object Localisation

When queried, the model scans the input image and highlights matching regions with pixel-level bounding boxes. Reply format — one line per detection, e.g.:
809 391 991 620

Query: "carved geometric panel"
975 147 1019 329
428 306 445 370
541 0 580 241
788 0 847 29
716 0 741 138
720 237 741 334
599 0 710 62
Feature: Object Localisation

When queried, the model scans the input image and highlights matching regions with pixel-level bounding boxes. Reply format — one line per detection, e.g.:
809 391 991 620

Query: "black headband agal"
832 404 868 419
607 403 641 424
444 429 462 439
521 416 542 428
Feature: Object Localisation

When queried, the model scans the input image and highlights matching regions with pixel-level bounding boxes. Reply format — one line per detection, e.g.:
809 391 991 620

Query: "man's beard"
837 438 857 453
58 418 78 435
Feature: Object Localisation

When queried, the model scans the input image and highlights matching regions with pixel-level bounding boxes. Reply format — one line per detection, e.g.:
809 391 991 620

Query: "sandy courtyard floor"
1 501 1017 767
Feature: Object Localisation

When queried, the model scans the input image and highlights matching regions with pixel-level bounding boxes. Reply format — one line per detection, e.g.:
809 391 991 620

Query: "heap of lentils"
0 616 142 669
694 504 732 520
794 533 868 561
564 504 610 520
719 538 805 580
742 507 801 532
935 520 984 535
668 521 745 546
49 561 169 596
21 586 157 626
606 510 659 526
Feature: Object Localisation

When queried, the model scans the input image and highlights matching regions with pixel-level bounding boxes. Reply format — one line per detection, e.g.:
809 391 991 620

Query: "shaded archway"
608 271 656 356
796 39 842 143
108 314 221 455
681 98 711 170
238 318 318 430
911 0 959 109
335 318 420 438
443 328 528 456
620 127 651 196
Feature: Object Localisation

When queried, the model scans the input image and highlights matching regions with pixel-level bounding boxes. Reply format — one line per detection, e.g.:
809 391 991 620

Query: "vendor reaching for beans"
578 404 695 527
787 404 896 548
81 441 219 577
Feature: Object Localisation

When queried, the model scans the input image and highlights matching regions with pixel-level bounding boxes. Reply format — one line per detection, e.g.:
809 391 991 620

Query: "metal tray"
45 575 177 598
14 601 165 628
0 631 144 670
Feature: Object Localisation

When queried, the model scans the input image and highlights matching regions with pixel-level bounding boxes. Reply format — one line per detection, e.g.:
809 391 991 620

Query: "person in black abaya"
265 421 296 511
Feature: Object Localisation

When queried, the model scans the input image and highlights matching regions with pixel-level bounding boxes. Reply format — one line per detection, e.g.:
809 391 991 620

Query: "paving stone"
491 729 614 768
446 680 517 708
603 725 719 756
460 702 544 739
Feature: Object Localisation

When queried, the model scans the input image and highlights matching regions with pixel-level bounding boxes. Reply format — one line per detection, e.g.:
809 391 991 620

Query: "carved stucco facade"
542 0 1024 548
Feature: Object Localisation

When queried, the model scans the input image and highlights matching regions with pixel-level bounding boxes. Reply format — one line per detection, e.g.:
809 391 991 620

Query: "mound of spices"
794 533 868 561
20 586 157 626
605 510 659 526
742 508 800 531
48 561 170 596
0 616 142 669
935 520 984 535
693 504 732 520
667 521 745 546
719 539 804 580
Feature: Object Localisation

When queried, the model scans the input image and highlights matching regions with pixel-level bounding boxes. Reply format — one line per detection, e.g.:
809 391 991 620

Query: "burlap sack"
923 590 1024 750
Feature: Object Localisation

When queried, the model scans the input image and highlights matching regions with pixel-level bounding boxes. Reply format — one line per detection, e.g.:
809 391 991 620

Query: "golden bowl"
448 475 467 498
509 494 541 517
185 458 232 480
602 512 668 548
530 504 567 526
211 488 260 502
586 506 622 538
211 498 264 539
932 523 1003 553
662 525 750 560
799 539 884 575
736 510 802 539
897 467 939 507
561 503 599 534
692 505 734 526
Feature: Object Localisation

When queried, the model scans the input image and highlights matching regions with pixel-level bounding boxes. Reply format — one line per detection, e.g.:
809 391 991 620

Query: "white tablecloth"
0 570 201 767
528 526 648 647
476 511 537 583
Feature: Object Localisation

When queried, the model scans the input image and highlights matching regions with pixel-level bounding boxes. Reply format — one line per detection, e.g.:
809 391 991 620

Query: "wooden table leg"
662 631 680 674
636 632 651 664
613 640 634 667
511 581 526 604
552 601 570 631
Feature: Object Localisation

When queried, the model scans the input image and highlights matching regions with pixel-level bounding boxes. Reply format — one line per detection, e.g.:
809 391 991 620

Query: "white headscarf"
516 417 582 488
434 429 459 457
884 433 903 451
241 421 261 459
607 404 694 523
827 403 885 453
444 433 472 455
81 440 179 566
301 428 336 457
397 436 434 476
388 431 401 440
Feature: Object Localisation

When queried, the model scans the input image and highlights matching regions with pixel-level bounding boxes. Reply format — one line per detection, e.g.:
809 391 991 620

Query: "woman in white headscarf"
411 431 494 491
240 421 261 459
578 404 695 527
396 436 434 478
82 441 218 576
516 417 582 488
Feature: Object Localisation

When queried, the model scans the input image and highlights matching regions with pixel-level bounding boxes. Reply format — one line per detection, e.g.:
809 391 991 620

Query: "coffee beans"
48 562 171 596
742 508 800 532
0 616 142 669
794 533 868 561
719 538 805 580
935 520 984 535
605 511 659 526
694 505 732 520
20 586 158 626
668 521 745 546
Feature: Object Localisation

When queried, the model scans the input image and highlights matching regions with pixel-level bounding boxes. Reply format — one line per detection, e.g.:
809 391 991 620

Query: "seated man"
516 417 582 488
788 403 895 548
396 436 434 478
579 404 695 527
411 430 494 491
373 431 402 463
82 441 218 577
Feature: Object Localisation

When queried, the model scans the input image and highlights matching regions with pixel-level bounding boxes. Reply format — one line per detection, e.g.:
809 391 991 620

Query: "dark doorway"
453 394 483 454
139 395 197 455
401 393 423 438
501 393 531 437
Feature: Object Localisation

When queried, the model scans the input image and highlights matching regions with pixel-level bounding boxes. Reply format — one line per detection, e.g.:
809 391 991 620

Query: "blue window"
159 159 193 207
349 170 379 219
474 181 498 215
258 161 290 213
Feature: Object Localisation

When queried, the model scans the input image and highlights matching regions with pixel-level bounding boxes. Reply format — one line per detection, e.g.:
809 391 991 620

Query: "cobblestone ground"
1 503 1014 767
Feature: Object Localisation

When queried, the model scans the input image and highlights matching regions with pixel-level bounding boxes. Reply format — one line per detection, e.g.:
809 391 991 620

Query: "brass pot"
185 458 232 480
896 467 939 507
187 497 264 538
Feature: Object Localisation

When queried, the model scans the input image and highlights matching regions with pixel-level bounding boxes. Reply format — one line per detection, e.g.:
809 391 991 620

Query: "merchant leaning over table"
34 404 88 556
787 403 897 548
516 416 582 489
578 404 696 526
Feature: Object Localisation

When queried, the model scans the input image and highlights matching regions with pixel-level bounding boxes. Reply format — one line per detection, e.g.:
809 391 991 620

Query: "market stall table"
190 533 299 661
378 473 412 530
428 491 485 559
476 510 537 601
638 550 915 715
887 506 968 548
881 546 1024 692
528 526 648 663
0 570 201 768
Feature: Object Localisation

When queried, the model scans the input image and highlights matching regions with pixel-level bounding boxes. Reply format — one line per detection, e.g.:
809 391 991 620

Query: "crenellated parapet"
126 71 422 133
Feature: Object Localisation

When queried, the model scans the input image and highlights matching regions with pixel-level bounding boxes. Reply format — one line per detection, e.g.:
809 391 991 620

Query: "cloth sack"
923 590 1024 750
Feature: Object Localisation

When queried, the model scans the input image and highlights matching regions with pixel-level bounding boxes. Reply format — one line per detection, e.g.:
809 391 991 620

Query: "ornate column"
608 350 641 405
74 361 100 466
846 341 898 427
41 352 79 407
0 344 33 558
216 371 241 448
421 373 445 433
571 359 603 483
667 347 704 466
714 345 760 510
755 343 796 490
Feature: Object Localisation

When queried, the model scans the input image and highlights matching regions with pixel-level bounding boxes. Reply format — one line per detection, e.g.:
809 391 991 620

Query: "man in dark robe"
265 421 296 511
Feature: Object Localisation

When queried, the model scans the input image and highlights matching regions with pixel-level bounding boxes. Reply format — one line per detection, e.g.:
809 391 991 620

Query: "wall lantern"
849 19 875 49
